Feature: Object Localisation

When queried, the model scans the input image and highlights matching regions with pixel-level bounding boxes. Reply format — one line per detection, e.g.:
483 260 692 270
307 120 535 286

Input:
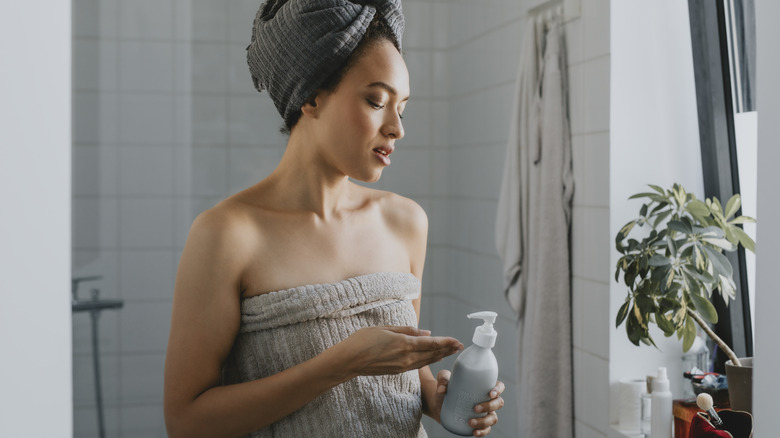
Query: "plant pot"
725 357 752 413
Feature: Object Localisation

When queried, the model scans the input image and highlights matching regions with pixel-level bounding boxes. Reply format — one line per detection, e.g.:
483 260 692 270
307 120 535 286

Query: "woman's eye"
367 100 385 110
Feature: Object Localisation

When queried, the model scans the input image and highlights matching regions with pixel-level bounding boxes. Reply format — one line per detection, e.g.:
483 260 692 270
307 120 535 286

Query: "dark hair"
280 16 401 135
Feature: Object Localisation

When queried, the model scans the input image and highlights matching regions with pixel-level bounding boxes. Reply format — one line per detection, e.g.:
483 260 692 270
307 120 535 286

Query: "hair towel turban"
247 0 405 127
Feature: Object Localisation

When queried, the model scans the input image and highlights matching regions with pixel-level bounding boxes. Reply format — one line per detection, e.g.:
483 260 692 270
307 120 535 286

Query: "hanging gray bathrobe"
495 14 574 438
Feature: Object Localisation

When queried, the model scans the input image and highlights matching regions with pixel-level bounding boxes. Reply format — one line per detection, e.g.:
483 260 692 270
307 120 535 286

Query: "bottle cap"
653 367 670 392
467 311 497 348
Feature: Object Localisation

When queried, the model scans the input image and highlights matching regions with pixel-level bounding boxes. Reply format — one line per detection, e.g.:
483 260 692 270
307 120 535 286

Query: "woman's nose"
383 113 404 140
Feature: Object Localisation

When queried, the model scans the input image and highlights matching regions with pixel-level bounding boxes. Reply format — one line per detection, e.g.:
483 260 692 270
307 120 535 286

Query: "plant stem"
686 308 742 367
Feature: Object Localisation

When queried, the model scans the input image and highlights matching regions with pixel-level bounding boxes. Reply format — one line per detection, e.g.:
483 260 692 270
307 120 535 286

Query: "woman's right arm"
164 209 461 438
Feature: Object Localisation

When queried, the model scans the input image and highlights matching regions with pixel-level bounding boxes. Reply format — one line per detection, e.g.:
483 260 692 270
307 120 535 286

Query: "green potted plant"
614 183 755 410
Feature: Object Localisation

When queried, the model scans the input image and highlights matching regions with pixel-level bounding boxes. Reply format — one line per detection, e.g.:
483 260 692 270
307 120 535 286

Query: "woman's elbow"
164 402 199 438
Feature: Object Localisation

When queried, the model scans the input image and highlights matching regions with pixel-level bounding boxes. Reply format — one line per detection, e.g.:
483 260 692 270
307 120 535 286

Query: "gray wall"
0 1 72 435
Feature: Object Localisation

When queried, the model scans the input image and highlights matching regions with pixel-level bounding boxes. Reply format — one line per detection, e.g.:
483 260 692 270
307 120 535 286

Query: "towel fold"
223 272 427 438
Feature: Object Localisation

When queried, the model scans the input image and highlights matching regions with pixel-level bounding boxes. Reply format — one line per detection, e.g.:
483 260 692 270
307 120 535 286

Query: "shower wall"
71 1 285 436
423 0 612 437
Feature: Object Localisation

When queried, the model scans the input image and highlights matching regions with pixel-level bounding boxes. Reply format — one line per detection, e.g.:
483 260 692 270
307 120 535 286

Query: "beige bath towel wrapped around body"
222 272 428 438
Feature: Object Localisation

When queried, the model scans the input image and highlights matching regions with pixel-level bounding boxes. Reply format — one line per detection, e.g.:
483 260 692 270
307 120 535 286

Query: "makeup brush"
696 393 724 429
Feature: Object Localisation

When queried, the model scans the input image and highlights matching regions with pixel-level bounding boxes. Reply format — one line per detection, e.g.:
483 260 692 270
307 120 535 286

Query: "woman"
163 1 504 437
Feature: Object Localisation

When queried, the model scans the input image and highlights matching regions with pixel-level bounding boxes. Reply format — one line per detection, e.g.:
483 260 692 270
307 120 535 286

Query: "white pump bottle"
440 311 499 436
650 367 672 438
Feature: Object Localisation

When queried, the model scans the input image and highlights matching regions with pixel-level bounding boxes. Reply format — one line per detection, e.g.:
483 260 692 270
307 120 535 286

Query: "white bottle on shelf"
650 367 672 438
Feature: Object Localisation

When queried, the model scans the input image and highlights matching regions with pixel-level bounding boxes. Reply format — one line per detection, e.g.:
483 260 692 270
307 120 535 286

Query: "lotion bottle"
440 311 499 436
650 367 672 438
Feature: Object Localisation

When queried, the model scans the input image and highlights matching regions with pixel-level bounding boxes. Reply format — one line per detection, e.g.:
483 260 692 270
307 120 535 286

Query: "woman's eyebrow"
366 82 410 101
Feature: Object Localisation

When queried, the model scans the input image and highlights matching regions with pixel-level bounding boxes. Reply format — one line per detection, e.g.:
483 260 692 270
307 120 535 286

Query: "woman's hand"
433 370 505 437
340 326 462 377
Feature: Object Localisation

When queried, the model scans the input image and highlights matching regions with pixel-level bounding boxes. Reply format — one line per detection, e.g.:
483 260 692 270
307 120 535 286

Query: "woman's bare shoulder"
186 198 263 259
361 187 428 239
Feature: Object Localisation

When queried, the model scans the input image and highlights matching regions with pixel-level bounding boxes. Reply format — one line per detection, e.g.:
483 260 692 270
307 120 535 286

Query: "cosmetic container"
440 311 499 436
650 367 672 438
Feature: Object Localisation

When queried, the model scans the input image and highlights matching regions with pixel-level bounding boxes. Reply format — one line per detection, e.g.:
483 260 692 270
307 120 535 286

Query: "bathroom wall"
401 1 525 437
0 1 72 436
70 1 284 436
399 0 612 436
609 2 704 434
412 0 613 437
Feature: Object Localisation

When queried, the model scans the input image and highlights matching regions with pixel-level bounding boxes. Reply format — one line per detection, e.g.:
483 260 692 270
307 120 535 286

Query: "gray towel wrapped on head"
247 0 405 127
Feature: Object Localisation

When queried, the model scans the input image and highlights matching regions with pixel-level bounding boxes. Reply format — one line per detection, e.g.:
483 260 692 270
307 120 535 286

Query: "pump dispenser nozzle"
467 311 498 348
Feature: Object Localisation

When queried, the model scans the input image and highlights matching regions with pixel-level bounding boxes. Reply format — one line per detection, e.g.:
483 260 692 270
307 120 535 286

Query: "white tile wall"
119 250 176 300
227 146 282 194
74 405 120 438
118 94 175 144
73 39 118 91
574 349 610 434
118 198 175 248
119 41 174 92
72 145 119 196
190 43 230 92
228 0 259 43
72 197 119 249
228 95 286 146
119 301 173 353
73 0 119 39
118 146 175 196
189 0 229 42
572 132 610 208
73 92 118 145
119 0 175 40
119 353 166 403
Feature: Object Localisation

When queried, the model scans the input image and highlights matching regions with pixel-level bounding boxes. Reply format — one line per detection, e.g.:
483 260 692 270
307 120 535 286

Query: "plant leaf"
729 216 756 225
732 226 756 253
656 310 676 336
688 291 718 324
682 314 697 352
686 200 710 218
648 255 671 267
702 245 733 278
616 300 631 328
653 209 673 228
701 236 737 251
627 311 641 346
649 184 666 194
724 194 741 219
629 192 660 200
718 274 737 302
668 220 692 235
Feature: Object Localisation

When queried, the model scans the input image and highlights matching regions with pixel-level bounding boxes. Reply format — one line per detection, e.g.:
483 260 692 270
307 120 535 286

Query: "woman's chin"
351 170 383 184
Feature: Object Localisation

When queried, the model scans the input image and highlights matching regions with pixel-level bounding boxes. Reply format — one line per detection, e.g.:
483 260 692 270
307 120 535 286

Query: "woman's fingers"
384 325 431 337
436 369 451 394
490 380 506 398
347 327 462 374
469 411 498 434
474 395 504 415
469 380 505 435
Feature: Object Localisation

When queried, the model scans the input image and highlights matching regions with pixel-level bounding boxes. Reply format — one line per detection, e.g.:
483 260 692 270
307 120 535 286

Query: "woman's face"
312 39 410 183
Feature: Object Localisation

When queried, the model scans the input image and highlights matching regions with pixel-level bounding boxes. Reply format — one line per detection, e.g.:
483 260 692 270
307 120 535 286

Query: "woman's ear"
300 93 320 118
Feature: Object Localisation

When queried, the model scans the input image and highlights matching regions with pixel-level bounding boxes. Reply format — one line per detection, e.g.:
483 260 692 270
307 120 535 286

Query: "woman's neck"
261 133 356 220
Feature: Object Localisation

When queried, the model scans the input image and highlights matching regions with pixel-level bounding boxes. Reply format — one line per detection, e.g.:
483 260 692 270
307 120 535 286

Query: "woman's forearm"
166 343 355 438
419 365 440 422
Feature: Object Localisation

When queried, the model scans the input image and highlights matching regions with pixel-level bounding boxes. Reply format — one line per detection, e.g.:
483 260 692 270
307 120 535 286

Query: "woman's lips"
373 146 393 165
